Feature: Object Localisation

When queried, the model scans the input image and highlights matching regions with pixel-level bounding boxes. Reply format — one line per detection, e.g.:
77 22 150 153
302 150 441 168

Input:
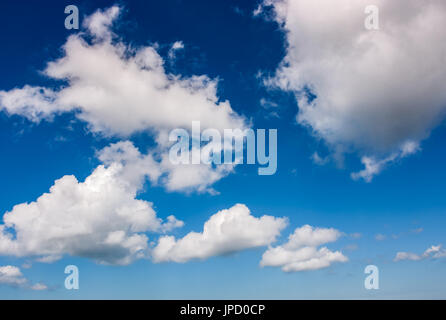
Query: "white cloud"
284 224 342 248
0 86 67 122
394 252 422 261
0 265 46 290
0 6 245 137
158 152 234 194
171 41 184 51
83 5 120 40
168 41 184 60
30 283 48 291
152 204 288 263
351 141 420 182
424 245 446 258
0 144 184 265
263 0 446 180
394 244 446 262
0 265 27 286
253 4 263 17
260 98 278 109
260 225 347 272
97 140 163 189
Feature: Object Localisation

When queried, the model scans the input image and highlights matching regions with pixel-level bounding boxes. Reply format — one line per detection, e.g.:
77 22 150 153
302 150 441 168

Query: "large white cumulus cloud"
263 0 446 180
152 204 288 263
0 6 245 136
0 143 184 265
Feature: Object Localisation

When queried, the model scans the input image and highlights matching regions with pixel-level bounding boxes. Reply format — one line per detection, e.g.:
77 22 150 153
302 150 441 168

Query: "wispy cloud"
394 245 446 262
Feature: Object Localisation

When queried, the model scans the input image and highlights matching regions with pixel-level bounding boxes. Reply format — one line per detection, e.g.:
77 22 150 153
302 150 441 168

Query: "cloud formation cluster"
0 141 186 265
0 6 246 194
0 6 348 275
0 150 344 270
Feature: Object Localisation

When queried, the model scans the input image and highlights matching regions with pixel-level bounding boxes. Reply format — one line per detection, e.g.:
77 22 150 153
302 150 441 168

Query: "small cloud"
160 215 185 233
350 233 362 239
351 141 420 183
394 252 422 262
0 265 47 290
168 41 184 60
30 283 48 291
311 152 329 166
260 225 348 272
394 244 446 262
375 234 386 241
260 98 280 118
260 98 278 109
411 227 423 234
0 266 27 287
253 4 263 17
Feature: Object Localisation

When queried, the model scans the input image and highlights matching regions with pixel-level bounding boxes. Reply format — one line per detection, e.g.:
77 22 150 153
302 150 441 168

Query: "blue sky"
0 0 446 299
